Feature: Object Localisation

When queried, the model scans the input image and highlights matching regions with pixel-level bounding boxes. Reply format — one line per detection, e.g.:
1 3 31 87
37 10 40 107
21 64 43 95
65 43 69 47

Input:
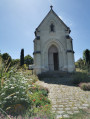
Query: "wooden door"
53 53 59 70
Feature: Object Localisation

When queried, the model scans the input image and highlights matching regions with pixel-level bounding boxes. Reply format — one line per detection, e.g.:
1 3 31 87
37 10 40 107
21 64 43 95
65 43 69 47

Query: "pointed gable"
36 8 69 30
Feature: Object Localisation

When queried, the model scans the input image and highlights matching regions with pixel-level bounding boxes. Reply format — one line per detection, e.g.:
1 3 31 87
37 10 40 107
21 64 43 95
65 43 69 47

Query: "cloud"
59 15 73 27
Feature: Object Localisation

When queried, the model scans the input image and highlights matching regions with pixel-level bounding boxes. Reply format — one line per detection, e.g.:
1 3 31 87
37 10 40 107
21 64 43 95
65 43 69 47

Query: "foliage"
2 53 12 62
29 85 49 96
30 91 50 107
2 53 12 69
0 67 52 118
75 58 85 69
83 49 90 65
11 59 20 66
75 49 90 72
20 49 24 66
0 72 31 115
71 72 90 85
0 56 52 118
24 55 33 65
79 83 90 91
22 64 28 70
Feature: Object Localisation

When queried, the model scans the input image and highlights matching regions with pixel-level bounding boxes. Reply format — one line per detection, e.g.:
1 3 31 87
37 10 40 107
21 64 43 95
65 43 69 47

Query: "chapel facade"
33 6 75 74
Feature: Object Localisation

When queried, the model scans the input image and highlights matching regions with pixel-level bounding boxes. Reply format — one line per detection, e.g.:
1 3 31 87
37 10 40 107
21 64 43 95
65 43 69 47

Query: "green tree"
83 49 90 65
24 55 33 65
76 58 84 69
2 53 11 61
2 53 12 66
11 59 20 66
20 49 24 66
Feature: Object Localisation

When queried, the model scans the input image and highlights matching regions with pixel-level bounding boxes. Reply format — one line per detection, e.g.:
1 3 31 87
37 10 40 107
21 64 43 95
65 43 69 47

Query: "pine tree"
20 49 24 66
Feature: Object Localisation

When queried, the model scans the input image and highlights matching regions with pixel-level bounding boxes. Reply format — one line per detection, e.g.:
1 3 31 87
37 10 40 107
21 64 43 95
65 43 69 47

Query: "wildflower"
11 87 14 89
40 98 42 100
3 100 6 103
1 93 5 96
25 99 28 101
16 92 19 94
20 86 24 88
23 87 26 89
45 105 48 106
22 92 25 94
30 92 33 94
9 84 12 86
13 96 17 99
5 96 11 100
4 86 8 89
20 98 25 101
33 99 36 102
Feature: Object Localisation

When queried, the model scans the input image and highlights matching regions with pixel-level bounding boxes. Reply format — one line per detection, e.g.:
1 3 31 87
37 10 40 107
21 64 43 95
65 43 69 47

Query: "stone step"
38 71 72 79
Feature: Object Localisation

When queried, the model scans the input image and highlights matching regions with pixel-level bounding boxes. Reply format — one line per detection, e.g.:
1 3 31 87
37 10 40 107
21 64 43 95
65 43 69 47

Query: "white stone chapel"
33 6 75 74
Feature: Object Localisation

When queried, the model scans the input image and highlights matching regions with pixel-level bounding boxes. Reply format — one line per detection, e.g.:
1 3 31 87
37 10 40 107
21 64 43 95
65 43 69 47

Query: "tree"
2 53 12 66
20 49 24 66
75 58 84 69
24 55 33 65
2 53 11 61
83 49 90 65
11 59 20 66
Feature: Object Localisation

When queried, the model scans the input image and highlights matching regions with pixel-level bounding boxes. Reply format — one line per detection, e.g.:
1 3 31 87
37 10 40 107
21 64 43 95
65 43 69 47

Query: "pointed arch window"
50 23 55 32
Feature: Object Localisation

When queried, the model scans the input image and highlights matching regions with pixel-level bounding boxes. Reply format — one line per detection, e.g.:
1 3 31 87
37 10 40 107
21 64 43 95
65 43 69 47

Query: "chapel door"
48 45 59 71
53 53 59 70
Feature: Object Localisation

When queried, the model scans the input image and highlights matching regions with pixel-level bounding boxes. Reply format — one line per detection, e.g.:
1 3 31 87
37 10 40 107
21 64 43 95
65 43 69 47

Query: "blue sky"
0 0 90 61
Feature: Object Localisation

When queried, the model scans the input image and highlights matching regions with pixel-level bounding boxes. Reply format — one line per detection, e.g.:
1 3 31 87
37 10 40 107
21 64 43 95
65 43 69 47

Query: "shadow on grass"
37 71 90 87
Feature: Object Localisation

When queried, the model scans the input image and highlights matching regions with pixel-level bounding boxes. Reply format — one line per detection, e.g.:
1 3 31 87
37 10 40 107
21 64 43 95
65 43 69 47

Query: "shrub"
22 64 28 70
38 86 49 96
79 83 90 91
29 85 49 96
72 72 90 85
0 72 31 115
31 91 50 107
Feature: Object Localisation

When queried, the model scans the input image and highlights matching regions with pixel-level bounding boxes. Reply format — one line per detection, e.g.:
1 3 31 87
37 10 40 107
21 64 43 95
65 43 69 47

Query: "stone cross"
50 5 53 10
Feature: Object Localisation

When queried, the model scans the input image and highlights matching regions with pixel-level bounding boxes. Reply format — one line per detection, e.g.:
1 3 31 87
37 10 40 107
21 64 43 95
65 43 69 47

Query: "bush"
79 83 90 91
29 85 49 96
31 91 50 107
0 72 31 115
72 72 90 85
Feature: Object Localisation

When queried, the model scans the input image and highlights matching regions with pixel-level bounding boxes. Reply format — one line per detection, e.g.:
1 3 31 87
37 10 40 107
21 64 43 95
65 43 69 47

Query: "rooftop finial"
50 5 53 10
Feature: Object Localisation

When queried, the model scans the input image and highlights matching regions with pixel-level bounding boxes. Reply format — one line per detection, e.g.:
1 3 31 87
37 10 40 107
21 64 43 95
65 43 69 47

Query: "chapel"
33 6 75 74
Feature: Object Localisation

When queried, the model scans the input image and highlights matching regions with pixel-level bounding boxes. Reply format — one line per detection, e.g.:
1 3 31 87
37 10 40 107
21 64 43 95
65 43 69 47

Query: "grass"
71 70 90 85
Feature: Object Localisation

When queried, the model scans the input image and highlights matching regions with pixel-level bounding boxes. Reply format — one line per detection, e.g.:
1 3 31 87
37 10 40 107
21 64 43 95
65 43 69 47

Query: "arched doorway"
48 45 59 71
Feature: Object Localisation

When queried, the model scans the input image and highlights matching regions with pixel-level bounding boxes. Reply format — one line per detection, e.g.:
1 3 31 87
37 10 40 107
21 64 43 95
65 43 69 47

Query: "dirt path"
36 79 90 119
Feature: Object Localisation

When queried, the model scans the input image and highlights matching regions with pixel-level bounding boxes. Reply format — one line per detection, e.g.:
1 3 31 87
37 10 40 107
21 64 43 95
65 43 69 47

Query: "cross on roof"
50 5 53 10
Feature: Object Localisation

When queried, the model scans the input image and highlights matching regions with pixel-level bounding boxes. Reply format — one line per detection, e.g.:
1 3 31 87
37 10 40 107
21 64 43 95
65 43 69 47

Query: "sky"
0 0 90 61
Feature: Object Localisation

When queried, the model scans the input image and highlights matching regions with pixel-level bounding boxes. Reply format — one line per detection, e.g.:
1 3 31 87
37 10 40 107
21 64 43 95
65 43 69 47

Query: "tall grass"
71 72 90 85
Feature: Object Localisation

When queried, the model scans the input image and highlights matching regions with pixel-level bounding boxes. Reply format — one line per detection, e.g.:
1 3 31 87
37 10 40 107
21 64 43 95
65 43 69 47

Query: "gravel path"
36 78 90 119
